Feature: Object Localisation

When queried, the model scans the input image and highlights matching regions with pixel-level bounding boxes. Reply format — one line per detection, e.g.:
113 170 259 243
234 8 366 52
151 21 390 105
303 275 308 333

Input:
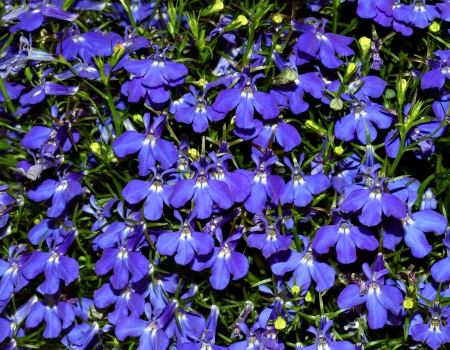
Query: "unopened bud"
334 146 344 155
359 36 371 59
403 298 414 309
229 15 248 29
305 291 313 302
429 21 441 32
274 316 287 330
330 97 344 111
291 285 301 296
272 14 283 24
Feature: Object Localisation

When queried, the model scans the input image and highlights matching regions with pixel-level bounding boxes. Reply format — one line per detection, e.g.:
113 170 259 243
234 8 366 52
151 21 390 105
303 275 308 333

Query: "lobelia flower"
270 236 335 293
17 150 64 181
301 316 356 350
0 185 17 229
208 152 251 204
235 150 285 214
179 305 227 350
212 73 280 129
94 281 145 325
410 303 450 350
0 245 30 300
247 212 292 258
112 113 178 176
421 50 450 90
94 223 149 290
5 1 78 32
270 53 325 115
82 195 118 231
291 17 354 68
337 262 403 329
169 156 234 219
430 229 450 282
280 154 330 207
191 226 249 290
28 216 73 245
229 322 261 350
313 209 378 264
340 173 406 226
122 46 188 106
27 168 85 218
420 188 437 210
25 291 75 339
62 322 100 350
115 301 176 350
334 98 393 144
331 153 361 193
341 61 387 101
170 85 226 133
123 168 173 221
22 230 79 295
155 210 214 266
393 0 438 29
383 205 447 258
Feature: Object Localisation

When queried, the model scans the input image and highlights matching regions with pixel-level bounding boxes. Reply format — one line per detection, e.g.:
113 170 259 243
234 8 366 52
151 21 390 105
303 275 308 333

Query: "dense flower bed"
0 0 450 349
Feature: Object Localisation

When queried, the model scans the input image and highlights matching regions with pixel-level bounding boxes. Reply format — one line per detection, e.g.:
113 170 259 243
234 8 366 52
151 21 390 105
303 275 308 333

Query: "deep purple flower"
393 0 438 29
27 169 84 218
0 245 30 300
25 292 75 338
340 175 406 226
291 17 354 68
384 208 447 258
421 50 450 90
171 85 225 133
411 303 450 350
123 168 173 221
313 209 378 264
337 262 403 329
169 157 234 219
334 99 393 144
280 154 330 207
155 210 214 266
235 151 285 214
247 212 292 258
0 185 17 229
430 229 450 282
270 236 335 293
122 46 187 106
301 317 356 350
212 74 280 129
113 113 177 176
22 230 79 295
191 226 249 290
62 322 100 350
82 195 118 231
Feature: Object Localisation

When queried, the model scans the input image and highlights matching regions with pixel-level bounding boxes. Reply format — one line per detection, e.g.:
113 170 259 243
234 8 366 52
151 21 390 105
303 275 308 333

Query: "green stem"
106 82 122 137
0 77 16 114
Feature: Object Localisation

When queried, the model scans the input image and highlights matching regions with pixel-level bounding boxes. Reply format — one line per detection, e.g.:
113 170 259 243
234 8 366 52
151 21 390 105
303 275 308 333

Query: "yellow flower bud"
334 146 344 155
90 142 104 155
430 21 441 32
272 14 283 24
210 0 224 13
132 114 143 124
403 298 414 310
358 36 371 58
229 15 248 29
305 291 313 302
345 62 357 78
274 316 287 330
291 285 301 296
188 148 200 159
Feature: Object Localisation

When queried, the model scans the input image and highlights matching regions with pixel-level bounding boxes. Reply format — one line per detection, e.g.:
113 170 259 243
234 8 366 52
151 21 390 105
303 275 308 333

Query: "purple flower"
313 209 378 264
247 213 292 258
334 99 393 144
430 229 450 282
280 154 330 207
27 169 84 218
0 185 17 229
0 245 30 300
122 46 188 106
291 17 354 68
171 85 225 133
301 316 356 350
340 175 406 226
383 208 447 258
421 188 437 211
393 0 439 29
25 292 75 338
123 168 173 221
337 262 403 329
112 113 177 176
191 226 249 290
270 236 335 293
212 74 280 129
421 50 450 90
169 157 234 219
115 302 175 350
235 151 285 214
155 210 214 266
82 195 118 231
62 322 100 350
22 230 79 295
411 303 450 350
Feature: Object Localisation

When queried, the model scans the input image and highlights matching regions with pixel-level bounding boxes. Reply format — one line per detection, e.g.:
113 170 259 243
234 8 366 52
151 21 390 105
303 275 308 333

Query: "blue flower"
155 210 214 266
393 0 439 29
313 209 378 264
421 50 450 90
411 303 450 350
0 245 30 300
212 74 280 129
112 113 178 176
337 262 403 329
